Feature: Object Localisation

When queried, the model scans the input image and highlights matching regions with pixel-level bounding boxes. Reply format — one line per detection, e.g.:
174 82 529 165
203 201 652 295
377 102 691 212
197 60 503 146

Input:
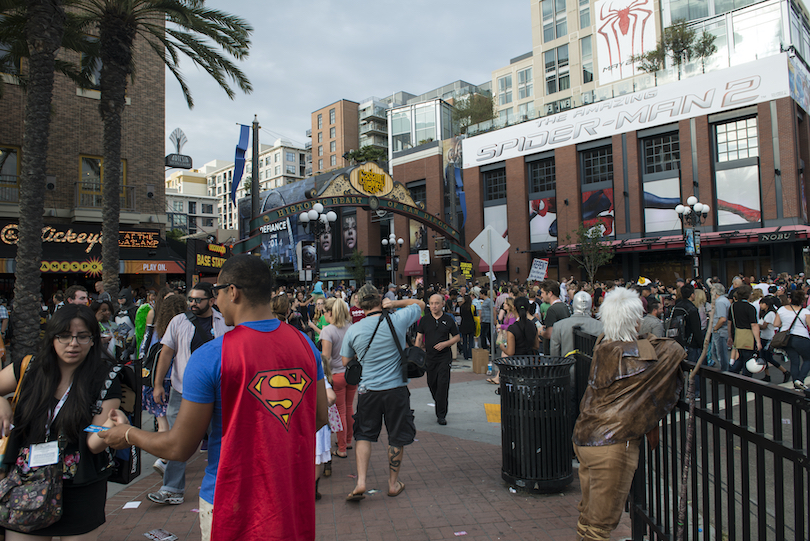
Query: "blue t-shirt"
340 303 421 391
182 319 324 505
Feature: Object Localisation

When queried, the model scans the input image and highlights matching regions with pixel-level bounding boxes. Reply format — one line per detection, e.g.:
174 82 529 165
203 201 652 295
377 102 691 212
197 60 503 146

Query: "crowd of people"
1 265 809 540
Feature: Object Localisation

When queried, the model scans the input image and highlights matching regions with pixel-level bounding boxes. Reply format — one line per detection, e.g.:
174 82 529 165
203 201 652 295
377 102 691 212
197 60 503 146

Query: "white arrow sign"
469 225 510 269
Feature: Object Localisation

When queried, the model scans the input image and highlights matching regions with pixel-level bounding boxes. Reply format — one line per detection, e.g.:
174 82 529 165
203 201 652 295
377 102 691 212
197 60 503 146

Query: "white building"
164 169 219 236
203 139 310 231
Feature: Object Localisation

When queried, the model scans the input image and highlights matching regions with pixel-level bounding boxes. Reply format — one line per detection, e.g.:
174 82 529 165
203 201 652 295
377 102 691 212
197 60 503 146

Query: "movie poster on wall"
715 166 761 226
409 220 427 254
594 0 657 85
341 213 357 256
643 177 682 232
582 188 615 238
529 197 557 244
484 205 508 241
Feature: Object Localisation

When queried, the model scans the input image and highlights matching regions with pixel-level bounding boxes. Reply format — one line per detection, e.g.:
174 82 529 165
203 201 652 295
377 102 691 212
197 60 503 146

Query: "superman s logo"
248 368 311 431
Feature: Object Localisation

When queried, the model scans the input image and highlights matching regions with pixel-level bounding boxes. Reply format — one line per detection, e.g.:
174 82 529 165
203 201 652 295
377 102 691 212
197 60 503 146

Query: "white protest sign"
527 258 549 282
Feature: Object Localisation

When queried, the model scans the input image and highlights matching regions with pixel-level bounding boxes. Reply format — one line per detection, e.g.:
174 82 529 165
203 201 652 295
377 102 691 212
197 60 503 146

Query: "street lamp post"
675 196 710 280
299 202 337 283
382 232 404 286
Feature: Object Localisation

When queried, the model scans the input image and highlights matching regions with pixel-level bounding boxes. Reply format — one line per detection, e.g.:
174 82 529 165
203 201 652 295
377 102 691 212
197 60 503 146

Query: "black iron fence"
572 329 810 540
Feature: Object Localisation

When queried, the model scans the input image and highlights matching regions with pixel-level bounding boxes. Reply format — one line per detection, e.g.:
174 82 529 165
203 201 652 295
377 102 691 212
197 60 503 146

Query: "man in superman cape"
102 254 328 541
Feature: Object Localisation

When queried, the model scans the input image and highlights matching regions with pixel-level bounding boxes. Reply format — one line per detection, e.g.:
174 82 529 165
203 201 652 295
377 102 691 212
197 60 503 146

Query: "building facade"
165 170 219 236
0 18 176 295
310 100 359 175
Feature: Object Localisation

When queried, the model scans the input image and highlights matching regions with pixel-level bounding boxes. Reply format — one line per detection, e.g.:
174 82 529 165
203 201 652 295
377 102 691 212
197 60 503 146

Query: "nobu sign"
758 232 794 242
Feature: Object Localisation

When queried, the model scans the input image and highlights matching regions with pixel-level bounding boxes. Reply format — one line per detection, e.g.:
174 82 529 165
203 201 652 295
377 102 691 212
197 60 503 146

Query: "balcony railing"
360 106 387 121
74 181 137 211
0 175 19 203
360 121 387 135
306 129 312 138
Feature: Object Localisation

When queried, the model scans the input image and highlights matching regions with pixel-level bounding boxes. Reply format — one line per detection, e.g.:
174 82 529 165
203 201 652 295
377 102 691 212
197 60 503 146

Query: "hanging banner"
594 0 658 84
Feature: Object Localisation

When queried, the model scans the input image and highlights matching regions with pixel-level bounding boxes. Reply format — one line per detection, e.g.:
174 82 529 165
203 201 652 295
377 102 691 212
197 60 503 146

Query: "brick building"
0 21 175 296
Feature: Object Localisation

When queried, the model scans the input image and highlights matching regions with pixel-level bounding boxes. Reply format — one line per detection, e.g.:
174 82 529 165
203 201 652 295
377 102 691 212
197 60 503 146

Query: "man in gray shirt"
710 282 730 371
550 292 603 356
478 288 493 350
639 298 665 338
384 283 397 301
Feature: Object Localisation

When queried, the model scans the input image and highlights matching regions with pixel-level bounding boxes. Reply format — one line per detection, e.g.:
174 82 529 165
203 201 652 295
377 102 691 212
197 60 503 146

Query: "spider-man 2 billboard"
594 0 658 84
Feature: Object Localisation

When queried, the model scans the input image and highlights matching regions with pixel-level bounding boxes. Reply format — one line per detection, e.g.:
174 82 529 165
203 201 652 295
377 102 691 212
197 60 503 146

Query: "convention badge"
83 424 109 433
28 441 59 467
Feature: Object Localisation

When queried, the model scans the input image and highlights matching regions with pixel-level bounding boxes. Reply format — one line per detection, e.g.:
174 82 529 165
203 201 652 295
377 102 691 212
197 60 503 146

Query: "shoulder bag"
344 315 384 386
383 311 427 382
770 307 800 349
0 355 33 465
730 303 755 351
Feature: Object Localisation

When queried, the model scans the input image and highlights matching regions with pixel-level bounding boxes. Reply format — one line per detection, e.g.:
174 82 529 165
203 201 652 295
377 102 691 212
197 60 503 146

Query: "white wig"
598 287 643 342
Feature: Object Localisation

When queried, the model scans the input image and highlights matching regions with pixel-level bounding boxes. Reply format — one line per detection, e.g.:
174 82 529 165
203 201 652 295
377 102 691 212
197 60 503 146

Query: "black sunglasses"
212 283 243 294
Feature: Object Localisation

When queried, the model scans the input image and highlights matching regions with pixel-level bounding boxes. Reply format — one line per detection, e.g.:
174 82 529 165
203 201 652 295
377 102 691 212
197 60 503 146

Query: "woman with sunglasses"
0 304 122 540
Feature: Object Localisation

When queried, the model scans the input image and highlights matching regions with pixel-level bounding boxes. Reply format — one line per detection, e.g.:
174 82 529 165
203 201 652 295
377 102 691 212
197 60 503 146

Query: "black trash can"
494 354 576 493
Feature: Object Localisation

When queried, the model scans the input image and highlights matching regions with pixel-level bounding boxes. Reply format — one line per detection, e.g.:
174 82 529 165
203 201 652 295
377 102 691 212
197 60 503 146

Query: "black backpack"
141 341 163 389
666 306 690 346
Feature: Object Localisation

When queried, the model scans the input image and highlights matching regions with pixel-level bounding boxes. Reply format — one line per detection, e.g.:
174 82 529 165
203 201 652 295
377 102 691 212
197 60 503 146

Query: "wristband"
125 427 133 445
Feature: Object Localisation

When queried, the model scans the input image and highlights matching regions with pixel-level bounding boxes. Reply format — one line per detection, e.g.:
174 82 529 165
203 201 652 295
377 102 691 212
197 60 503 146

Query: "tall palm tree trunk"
11 0 65 363
98 16 134 302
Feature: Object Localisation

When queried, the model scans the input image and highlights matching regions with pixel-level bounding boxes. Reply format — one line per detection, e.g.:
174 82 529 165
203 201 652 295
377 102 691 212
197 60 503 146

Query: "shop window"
581 146 613 185
529 157 556 193
715 117 757 163
78 156 129 209
643 133 680 174
483 168 507 201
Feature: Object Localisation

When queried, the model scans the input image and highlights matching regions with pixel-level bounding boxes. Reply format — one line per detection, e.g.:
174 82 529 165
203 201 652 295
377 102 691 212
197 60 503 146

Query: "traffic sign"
469 225 510 268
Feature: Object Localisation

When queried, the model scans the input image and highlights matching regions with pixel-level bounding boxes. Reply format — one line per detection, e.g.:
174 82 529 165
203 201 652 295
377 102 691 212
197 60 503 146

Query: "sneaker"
437 418 447 425
147 490 184 505
153 458 167 476
794 380 809 391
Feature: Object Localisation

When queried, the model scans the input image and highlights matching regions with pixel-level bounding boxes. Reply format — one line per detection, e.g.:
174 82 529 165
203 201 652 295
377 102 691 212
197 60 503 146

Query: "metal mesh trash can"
494 355 576 493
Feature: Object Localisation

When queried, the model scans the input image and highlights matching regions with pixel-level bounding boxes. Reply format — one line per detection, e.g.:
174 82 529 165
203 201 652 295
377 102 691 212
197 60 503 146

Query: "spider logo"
597 0 653 81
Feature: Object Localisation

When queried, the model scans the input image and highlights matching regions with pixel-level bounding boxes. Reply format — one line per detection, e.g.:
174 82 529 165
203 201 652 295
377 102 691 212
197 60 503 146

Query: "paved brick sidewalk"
97 364 632 540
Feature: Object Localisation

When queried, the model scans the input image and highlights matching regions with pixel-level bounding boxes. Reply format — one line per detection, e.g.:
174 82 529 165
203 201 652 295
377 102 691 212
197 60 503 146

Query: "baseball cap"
388 283 396 289
358 284 380 301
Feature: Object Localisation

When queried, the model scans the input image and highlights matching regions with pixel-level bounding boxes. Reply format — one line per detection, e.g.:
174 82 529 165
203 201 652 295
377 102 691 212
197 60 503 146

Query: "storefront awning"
403 254 424 277
556 225 810 254
478 251 508 273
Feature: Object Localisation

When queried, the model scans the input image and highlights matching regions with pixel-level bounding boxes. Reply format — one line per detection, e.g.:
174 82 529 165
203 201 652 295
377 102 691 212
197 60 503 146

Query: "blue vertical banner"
231 124 250 204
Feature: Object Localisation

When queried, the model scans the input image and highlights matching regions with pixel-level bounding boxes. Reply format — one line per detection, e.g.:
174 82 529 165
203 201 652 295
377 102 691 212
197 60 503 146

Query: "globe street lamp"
675 196 710 280
299 202 337 283
382 232 404 286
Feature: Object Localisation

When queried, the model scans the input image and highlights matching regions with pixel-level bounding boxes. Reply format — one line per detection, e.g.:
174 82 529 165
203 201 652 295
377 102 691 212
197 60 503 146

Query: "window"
285 151 294 162
483 168 507 201
330 155 337 166
78 156 128 209
518 102 535 120
582 146 613 185
545 45 569 95
581 35 593 84
0 36 20 75
498 74 513 105
286 164 296 174
330 127 336 138
318 146 323 156
529 157 556 193
203 218 214 227
542 0 567 42
329 108 336 124
716 118 758 162
580 0 590 28
317 132 322 143
188 201 197 214
318 159 323 170
391 110 412 152
173 201 184 212
0 146 20 202
80 37 102 89
275 165 281 175
498 108 515 123
414 104 436 144
317 114 322 129
643 133 680 174
202 203 213 214
518 68 532 99
330 141 336 152
408 183 426 207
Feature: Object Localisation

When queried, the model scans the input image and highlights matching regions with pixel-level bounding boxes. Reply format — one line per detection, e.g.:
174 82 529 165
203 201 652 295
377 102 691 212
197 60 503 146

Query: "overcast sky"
164 0 532 170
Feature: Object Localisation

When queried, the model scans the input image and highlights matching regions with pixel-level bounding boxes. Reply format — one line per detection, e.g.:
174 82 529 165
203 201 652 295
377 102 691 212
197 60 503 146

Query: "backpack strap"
383 311 410 383
358 315 385 365
91 364 123 415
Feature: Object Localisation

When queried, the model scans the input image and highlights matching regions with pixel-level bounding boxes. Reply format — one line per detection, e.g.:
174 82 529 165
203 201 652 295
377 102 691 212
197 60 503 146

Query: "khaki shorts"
199 497 213 541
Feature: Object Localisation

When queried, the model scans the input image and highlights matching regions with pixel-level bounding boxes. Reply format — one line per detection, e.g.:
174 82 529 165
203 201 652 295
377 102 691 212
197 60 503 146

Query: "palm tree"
4 0 66 363
76 0 253 299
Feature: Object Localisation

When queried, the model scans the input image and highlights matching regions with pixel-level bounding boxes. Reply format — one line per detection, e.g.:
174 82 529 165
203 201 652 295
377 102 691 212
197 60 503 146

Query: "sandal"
387 481 405 497
486 378 498 385
346 490 365 501
332 450 347 459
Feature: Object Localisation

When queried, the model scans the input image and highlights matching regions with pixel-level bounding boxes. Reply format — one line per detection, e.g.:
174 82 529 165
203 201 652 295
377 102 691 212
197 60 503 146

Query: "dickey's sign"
1 223 160 253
